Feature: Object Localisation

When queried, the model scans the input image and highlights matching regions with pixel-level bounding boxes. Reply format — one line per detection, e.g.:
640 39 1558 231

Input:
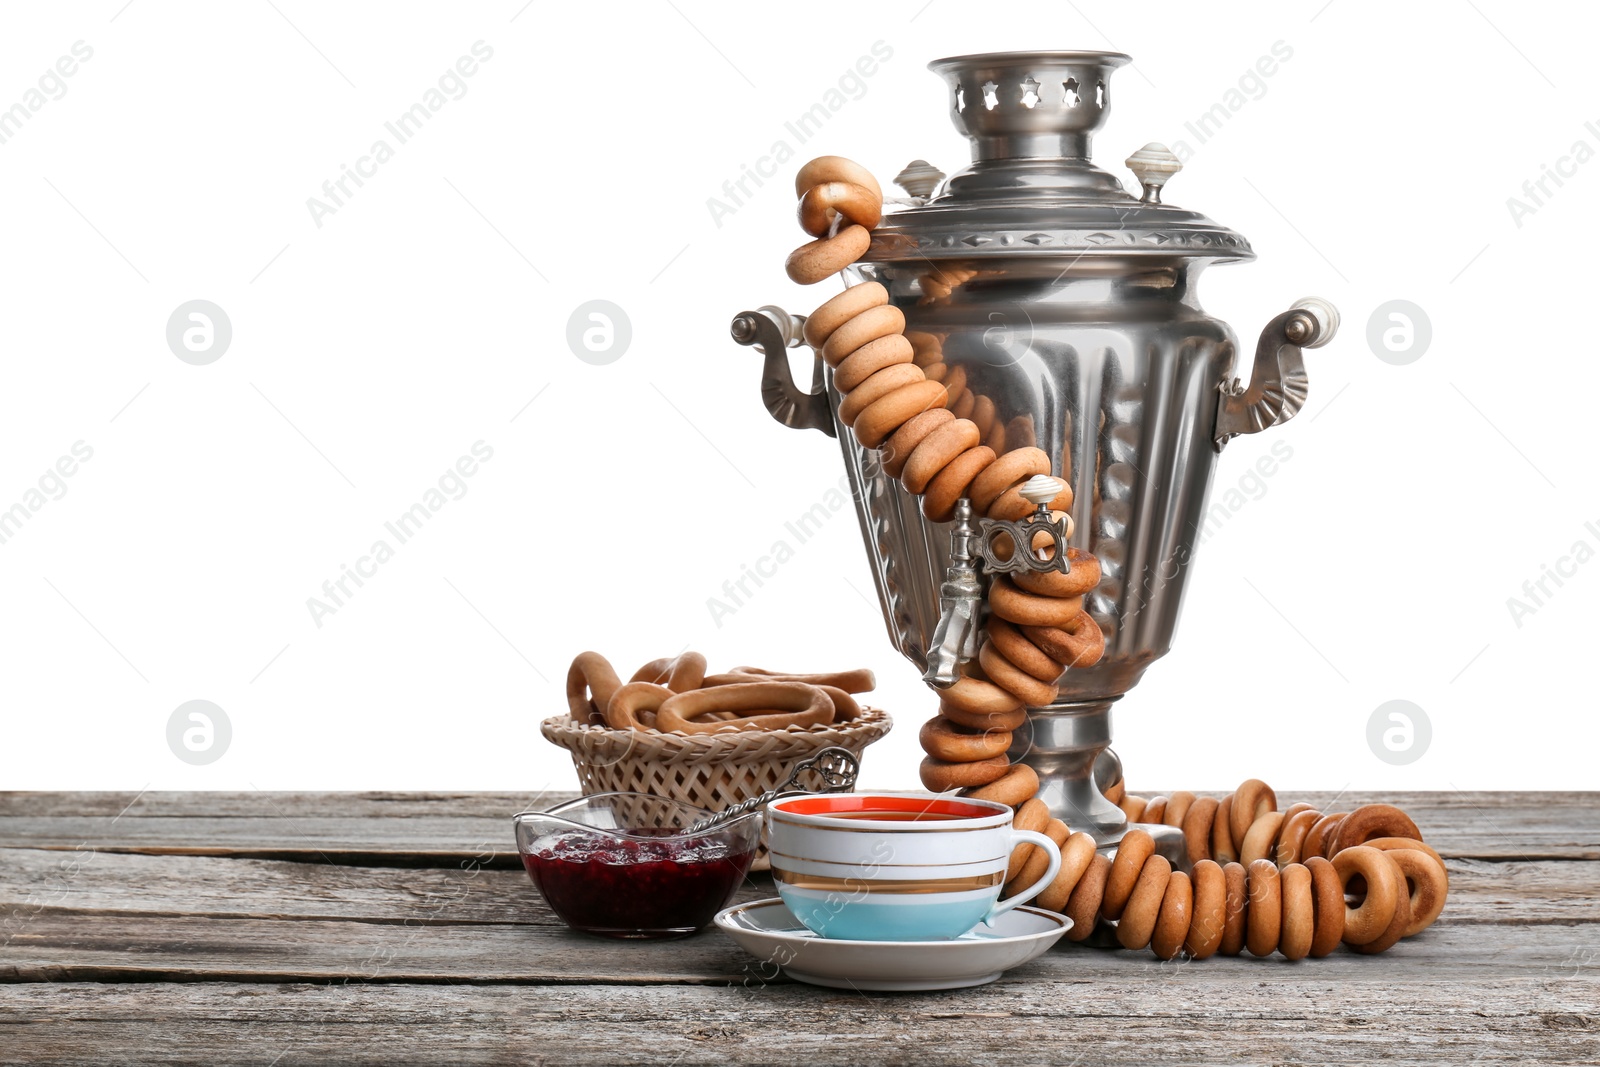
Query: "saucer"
714 897 1071 991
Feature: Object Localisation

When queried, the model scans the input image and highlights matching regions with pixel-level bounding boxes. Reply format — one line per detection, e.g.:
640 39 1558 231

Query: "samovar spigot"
920 498 985 689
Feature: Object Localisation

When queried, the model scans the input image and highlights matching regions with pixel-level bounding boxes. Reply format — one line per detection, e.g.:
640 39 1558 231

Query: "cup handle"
984 828 1062 924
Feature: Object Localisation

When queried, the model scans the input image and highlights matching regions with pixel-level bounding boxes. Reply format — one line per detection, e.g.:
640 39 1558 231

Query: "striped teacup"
766 793 1063 941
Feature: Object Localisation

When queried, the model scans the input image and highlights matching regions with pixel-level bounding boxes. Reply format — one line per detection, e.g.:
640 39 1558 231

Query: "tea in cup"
766 793 1063 941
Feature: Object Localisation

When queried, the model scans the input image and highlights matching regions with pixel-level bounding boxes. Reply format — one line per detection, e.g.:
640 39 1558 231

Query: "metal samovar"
732 51 1338 847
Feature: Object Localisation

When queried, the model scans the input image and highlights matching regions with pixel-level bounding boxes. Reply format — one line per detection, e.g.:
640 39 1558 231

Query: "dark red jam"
523 827 756 939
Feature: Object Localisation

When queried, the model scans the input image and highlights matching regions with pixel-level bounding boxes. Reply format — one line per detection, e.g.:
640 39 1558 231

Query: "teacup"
766 793 1063 941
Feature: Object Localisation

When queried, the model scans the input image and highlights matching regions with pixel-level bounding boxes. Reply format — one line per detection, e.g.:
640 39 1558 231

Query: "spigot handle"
1018 474 1065 509
1213 297 1340 451
730 306 835 437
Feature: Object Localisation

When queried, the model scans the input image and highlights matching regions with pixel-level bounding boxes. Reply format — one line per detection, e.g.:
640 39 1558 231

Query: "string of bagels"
779 155 1448 958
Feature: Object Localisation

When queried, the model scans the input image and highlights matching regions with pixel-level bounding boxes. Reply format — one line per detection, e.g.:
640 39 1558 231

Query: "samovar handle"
1213 297 1339 451
729 306 836 437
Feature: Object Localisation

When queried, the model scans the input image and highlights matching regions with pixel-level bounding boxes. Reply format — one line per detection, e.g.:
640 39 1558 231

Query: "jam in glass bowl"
513 792 760 940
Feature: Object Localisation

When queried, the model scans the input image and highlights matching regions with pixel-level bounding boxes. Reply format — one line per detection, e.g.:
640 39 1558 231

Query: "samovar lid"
864 51 1253 266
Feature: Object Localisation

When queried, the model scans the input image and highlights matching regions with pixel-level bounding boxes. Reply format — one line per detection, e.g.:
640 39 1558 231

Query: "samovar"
731 51 1338 847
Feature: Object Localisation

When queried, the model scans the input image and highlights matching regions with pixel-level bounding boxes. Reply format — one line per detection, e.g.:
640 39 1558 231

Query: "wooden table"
1 790 1595 1065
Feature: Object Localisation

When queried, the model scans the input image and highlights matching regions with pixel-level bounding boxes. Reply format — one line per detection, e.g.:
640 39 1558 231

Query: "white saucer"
714 897 1071 991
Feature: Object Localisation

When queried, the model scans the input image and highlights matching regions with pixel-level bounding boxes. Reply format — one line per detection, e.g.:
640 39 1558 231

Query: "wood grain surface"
1 790 1595 1065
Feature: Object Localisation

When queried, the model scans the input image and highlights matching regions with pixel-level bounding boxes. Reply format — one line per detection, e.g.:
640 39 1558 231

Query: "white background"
0 1 1594 795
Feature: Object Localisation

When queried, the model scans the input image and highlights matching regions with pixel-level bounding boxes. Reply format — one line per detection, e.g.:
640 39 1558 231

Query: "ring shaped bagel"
837 363 926 426
604 682 673 731
1386 848 1450 937
1245 859 1282 958
656 681 833 735
833 334 915 392
938 675 1023 715
989 576 1084 628
919 716 1012 763
567 651 622 725
1021 614 1106 669
1331 804 1423 855
629 652 707 693
1276 808 1322 866
978 640 1060 708
1332 846 1402 947
923 445 997 523
882 408 955 478
797 180 881 237
938 700 1027 733
961 763 1038 806
1360 837 1447 874
822 304 907 367
1279 862 1315 961
1012 548 1101 599
1065 853 1111 943
1038 830 1099 914
1229 779 1278 847
804 282 887 349
1219 862 1249 956
920 754 1010 792
1102 829 1155 922
711 666 877 694
794 155 883 202
786 224 871 285
1183 796 1222 867
818 685 863 723
1163 790 1196 829
855 380 948 449
1151 869 1193 961
1185 859 1227 960
1304 812 1346 860
901 418 981 494
987 617 1064 683
1239 811 1286 868
1352 877 1412 955
1305 855 1346 958
1211 795 1238 864
1115 853 1172 951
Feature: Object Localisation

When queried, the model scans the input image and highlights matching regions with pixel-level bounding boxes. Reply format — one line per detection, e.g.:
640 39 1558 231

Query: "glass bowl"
512 792 760 940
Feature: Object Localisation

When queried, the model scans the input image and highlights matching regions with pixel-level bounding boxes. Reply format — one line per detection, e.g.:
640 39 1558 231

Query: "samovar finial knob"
1019 474 1066 509
1125 142 1182 204
895 159 946 200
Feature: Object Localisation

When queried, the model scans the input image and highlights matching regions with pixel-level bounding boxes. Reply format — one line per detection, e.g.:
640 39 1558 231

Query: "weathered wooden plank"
1 849 1594 929
3 791 1596 862
2 907 1595 985
0 814 522 866
0 979 1594 1066
0 790 561 819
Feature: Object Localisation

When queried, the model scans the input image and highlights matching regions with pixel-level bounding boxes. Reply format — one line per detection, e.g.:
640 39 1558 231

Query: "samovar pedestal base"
1011 698 1128 844
1011 698 1189 866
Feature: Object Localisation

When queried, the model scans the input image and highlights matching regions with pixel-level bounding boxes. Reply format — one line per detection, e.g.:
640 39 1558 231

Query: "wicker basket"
540 708 893 869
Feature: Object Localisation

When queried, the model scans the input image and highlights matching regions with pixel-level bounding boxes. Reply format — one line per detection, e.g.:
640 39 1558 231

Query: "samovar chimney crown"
927 51 1130 162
